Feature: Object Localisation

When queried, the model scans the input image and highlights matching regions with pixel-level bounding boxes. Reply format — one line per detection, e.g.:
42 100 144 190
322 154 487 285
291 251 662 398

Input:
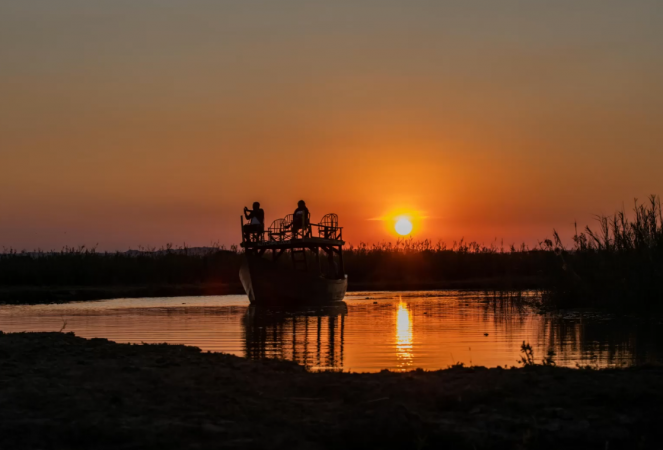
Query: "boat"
239 212 348 307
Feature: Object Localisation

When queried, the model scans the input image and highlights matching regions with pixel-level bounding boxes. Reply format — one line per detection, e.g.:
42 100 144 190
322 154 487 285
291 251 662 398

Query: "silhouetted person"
292 200 310 237
243 202 264 241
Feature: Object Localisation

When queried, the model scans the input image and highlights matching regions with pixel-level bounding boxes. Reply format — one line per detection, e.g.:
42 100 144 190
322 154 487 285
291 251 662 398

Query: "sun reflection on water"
395 298 413 369
0 292 653 371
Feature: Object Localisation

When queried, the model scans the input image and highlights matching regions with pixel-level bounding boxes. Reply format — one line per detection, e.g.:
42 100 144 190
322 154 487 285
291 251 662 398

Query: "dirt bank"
1 332 660 449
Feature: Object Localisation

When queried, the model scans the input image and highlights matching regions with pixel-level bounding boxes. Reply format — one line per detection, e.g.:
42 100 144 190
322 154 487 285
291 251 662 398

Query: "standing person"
292 200 310 237
243 202 265 240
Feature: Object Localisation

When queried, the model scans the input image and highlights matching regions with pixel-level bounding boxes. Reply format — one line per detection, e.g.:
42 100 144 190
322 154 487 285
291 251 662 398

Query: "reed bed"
0 244 241 287
343 238 553 289
0 240 552 292
543 195 663 311
3 196 662 311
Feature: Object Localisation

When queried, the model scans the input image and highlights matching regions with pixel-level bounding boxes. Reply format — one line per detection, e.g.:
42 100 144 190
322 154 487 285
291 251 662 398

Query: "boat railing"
267 218 287 241
242 213 343 244
317 213 341 240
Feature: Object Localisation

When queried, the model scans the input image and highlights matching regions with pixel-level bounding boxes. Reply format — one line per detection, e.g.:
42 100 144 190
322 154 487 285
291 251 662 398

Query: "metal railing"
242 213 343 244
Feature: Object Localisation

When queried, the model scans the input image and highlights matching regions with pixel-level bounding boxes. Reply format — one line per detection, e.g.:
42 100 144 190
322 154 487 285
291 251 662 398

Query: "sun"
376 208 423 237
395 217 413 236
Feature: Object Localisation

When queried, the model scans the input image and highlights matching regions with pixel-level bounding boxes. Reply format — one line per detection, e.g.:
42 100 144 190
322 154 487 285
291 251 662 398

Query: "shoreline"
1 331 661 449
0 277 543 305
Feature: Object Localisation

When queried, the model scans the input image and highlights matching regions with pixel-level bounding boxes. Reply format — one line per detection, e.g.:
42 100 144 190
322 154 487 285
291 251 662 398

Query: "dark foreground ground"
1 332 660 450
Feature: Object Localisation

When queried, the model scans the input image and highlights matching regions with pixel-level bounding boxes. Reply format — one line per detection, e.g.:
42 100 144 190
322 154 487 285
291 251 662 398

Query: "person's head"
298 200 305 208
253 202 260 210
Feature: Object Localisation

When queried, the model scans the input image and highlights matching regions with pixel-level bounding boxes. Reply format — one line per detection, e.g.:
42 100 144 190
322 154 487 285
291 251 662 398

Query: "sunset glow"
1 2 662 251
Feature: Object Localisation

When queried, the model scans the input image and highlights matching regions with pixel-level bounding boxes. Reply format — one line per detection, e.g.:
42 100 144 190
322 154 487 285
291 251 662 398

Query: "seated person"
243 202 265 240
292 200 310 237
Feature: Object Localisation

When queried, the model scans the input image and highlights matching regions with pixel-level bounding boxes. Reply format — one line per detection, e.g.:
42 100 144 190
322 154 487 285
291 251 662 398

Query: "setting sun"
395 218 413 236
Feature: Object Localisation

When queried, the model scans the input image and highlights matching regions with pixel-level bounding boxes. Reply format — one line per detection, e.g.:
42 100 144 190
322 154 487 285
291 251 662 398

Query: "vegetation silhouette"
543 195 663 311
0 240 553 304
2 195 663 311
343 238 554 290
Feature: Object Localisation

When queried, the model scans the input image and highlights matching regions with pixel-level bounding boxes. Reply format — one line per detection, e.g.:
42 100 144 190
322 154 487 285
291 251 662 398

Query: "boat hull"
239 255 347 307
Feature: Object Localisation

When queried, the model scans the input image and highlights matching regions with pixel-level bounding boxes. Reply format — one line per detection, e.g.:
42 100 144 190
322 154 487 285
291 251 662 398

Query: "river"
2 290 662 372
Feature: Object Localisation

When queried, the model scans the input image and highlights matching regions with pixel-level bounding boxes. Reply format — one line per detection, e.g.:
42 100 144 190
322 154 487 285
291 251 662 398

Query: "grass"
0 244 245 303
542 195 663 312
343 238 555 290
0 244 242 287
518 341 556 367
0 239 554 304
0 238 554 290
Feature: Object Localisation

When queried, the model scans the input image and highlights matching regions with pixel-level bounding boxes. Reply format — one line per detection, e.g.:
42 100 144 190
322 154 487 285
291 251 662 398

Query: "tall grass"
543 195 663 311
0 244 242 287
343 238 554 288
0 239 552 290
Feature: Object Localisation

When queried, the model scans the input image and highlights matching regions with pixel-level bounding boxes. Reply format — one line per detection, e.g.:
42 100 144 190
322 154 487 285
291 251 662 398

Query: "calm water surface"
2 291 662 372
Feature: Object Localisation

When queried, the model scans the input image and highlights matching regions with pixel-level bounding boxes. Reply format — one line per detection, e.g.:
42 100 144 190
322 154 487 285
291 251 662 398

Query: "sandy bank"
1 332 660 449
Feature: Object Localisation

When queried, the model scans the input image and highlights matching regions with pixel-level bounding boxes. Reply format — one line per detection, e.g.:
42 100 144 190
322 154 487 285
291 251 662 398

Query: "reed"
343 238 553 289
0 239 553 295
0 244 242 287
543 195 663 311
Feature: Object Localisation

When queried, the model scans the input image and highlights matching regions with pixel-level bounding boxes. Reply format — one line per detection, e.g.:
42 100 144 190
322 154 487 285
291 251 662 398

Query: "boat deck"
239 213 347 305
241 237 344 249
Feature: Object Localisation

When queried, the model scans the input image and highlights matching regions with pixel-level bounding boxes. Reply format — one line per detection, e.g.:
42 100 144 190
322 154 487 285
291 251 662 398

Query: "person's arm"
244 209 254 220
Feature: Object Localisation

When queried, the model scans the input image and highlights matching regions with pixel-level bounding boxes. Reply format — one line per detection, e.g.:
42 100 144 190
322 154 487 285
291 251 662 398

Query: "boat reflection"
243 302 347 370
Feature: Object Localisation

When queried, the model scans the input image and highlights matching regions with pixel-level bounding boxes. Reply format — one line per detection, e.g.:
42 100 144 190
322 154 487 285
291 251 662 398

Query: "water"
2 291 662 372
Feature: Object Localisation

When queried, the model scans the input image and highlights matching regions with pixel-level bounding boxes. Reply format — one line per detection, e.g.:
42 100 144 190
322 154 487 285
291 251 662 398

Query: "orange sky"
1 1 663 250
